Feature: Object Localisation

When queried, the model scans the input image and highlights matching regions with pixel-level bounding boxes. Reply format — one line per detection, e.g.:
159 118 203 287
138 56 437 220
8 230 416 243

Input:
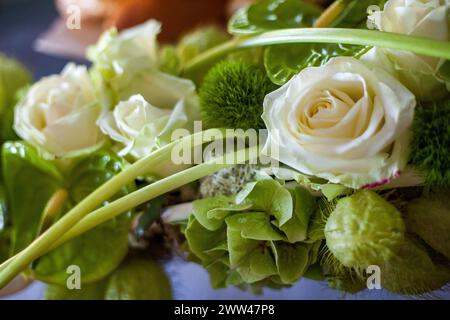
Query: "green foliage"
46 280 107 300
104 258 172 300
406 190 450 260
45 258 172 300
2 142 63 253
199 60 277 130
1 143 134 285
331 0 388 28
380 238 450 295
0 183 9 262
158 46 180 76
0 183 6 232
159 27 229 79
0 53 32 116
177 27 230 66
184 179 318 289
33 151 134 285
228 0 321 35
264 44 369 85
411 99 450 187
437 60 450 89
262 0 385 85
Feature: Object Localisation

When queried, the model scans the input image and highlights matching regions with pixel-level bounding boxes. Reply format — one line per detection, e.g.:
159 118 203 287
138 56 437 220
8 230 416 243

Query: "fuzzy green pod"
325 190 405 268
381 238 450 295
406 190 450 260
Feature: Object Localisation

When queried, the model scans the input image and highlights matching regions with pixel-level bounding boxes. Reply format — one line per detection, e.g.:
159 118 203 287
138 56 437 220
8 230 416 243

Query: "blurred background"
0 0 434 300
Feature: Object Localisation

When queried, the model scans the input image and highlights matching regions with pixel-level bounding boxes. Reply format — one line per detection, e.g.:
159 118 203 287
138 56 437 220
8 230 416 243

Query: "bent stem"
183 28 450 75
0 133 256 288
0 129 223 272
51 146 259 251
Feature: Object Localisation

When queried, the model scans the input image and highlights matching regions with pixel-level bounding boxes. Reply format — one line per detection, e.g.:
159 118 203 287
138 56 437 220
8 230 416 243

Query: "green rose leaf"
264 43 369 85
33 150 133 285
45 280 107 300
226 212 285 241
2 142 63 253
270 241 309 284
228 0 321 35
105 259 172 300
331 0 388 28
262 0 384 85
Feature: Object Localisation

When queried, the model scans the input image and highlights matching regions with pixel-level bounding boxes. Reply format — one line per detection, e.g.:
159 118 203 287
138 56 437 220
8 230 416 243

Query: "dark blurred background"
0 0 86 79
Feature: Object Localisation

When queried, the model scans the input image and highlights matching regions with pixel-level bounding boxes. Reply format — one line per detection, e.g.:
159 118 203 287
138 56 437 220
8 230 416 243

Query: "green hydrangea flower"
184 179 319 289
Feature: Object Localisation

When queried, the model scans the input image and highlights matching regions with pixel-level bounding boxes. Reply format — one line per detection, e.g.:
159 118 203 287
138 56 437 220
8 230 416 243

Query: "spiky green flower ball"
325 190 405 268
411 99 450 187
199 60 277 130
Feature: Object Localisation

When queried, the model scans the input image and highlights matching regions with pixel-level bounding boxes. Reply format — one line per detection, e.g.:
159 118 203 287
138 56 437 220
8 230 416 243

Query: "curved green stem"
52 146 259 250
183 28 450 75
0 146 259 287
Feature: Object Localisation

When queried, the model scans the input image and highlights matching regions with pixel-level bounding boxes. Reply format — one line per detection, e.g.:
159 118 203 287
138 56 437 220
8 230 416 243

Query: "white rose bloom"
98 93 198 159
363 0 449 100
262 57 416 189
88 19 197 109
14 63 104 159
90 19 201 160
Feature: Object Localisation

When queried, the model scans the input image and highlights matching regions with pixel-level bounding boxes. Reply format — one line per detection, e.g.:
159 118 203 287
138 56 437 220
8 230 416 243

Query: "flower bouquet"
0 0 450 299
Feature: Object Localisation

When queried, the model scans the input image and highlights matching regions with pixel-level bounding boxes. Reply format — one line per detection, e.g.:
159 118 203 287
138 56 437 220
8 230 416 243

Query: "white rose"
262 57 416 189
363 0 449 100
98 92 198 159
88 19 197 109
14 63 104 159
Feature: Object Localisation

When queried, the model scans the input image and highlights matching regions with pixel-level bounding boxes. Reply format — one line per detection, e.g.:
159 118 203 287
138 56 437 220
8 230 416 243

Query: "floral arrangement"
0 0 450 299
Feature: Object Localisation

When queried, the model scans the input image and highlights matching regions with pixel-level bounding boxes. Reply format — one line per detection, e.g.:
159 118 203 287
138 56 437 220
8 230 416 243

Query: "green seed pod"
325 190 405 268
406 190 450 260
322 252 366 294
381 238 450 295
328 273 367 294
